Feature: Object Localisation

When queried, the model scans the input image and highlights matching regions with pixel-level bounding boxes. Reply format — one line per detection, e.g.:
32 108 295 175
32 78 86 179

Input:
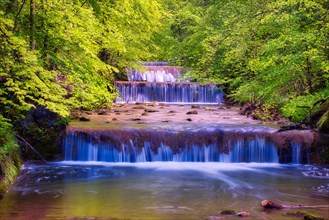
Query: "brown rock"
144 109 159 113
98 110 108 115
191 104 200 109
132 106 146 110
237 212 250 217
129 118 141 121
186 110 198 115
79 117 90 121
220 210 236 215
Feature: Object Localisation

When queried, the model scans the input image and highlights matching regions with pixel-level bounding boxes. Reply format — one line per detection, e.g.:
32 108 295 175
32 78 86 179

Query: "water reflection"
0 162 328 220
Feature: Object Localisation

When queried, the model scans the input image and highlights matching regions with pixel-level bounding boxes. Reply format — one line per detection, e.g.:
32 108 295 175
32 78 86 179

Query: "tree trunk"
30 0 36 50
306 57 313 92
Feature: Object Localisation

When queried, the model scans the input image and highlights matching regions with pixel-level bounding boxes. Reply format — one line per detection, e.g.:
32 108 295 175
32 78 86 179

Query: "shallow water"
0 162 328 220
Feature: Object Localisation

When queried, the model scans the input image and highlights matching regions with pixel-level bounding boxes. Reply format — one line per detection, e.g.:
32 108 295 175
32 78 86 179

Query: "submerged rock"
220 210 236 215
237 212 250 217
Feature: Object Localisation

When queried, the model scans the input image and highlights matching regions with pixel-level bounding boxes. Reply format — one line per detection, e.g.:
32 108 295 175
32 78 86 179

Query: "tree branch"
81 0 88 7
13 0 27 32
14 134 47 164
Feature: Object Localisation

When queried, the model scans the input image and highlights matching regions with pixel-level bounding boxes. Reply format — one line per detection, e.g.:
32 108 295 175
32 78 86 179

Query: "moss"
310 97 329 134
220 210 236 215
304 214 324 220
17 106 68 161
0 152 22 198
0 116 22 199
317 110 329 133
285 211 307 217
285 211 324 220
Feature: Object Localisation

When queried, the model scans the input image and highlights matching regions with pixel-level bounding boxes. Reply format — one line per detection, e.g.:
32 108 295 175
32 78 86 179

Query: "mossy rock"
285 211 324 220
310 97 329 134
0 148 22 199
304 214 324 220
17 106 68 161
220 210 236 215
317 110 329 133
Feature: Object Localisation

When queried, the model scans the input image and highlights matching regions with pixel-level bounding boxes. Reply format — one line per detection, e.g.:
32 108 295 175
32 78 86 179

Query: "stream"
0 162 328 220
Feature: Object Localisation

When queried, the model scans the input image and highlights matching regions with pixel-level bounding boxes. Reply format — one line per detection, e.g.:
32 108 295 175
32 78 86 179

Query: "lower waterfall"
63 129 291 163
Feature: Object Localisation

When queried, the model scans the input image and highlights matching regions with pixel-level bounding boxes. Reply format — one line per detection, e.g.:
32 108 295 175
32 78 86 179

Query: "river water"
1 162 328 220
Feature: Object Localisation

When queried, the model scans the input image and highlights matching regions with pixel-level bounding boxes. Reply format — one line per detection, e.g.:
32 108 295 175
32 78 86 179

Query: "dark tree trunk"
30 0 36 50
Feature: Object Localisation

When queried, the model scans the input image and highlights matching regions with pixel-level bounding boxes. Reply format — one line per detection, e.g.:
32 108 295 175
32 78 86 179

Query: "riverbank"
0 118 22 199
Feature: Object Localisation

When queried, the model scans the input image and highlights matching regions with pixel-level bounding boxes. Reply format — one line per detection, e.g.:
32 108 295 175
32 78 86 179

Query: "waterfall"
115 82 223 104
127 62 181 82
116 62 224 104
67 62 315 164
291 142 301 164
63 130 279 163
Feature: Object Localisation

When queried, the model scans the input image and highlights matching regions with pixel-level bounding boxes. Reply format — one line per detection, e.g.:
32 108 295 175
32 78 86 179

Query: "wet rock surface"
73 103 282 126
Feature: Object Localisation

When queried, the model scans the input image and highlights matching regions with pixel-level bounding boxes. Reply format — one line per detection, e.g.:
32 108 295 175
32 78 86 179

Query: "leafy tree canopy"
157 0 329 123
0 0 166 120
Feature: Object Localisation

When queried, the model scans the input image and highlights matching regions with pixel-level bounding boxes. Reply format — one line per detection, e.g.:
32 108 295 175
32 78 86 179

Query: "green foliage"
0 115 17 158
0 115 21 198
160 0 329 123
316 98 329 133
1 0 167 120
0 10 70 118
252 103 279 121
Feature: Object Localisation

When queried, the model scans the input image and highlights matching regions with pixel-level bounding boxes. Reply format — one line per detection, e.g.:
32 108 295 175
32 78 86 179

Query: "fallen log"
260 200 329 210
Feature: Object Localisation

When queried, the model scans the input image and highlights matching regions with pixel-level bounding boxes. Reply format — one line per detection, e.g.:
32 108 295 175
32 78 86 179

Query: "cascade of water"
291 142 302 164
127 62 181 82
116 62 224 104
115 82 223 104
63 131 279 163
128 67 181 82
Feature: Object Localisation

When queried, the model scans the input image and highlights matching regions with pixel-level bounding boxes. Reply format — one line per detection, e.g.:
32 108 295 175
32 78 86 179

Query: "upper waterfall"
116 62 224 104
127 62 182 82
